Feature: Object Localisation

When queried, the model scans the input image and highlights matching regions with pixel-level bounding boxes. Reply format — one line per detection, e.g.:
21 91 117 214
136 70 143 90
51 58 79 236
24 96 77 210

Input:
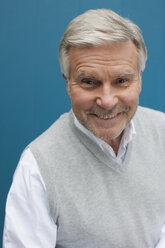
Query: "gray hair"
59 9 147 78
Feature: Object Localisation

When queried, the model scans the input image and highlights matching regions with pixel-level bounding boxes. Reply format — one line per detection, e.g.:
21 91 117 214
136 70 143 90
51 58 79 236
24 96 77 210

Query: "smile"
91 112 122 120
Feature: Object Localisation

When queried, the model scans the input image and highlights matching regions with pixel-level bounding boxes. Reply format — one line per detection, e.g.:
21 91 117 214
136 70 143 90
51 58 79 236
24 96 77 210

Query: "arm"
3 148 57 248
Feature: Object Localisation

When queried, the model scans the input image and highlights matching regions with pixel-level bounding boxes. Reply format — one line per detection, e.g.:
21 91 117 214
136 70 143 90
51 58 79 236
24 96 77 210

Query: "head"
58 9 147 150
59 8 147 78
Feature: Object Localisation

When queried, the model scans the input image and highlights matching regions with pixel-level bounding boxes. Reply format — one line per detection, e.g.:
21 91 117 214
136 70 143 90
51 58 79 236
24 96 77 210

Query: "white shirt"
3 117 165 248
73 114 136 164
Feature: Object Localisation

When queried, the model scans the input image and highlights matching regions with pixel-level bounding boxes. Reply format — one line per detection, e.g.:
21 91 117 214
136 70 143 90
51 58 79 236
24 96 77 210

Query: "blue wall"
0 0 165 245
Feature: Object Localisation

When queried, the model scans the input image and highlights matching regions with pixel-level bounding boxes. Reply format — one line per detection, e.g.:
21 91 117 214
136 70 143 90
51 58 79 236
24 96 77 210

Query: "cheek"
124 86 140 102
118 90 140 115
71 90 95 110
123 91 140 110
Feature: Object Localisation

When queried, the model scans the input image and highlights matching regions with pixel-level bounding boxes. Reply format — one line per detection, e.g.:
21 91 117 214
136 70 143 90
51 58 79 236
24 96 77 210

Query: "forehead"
68 41 139 76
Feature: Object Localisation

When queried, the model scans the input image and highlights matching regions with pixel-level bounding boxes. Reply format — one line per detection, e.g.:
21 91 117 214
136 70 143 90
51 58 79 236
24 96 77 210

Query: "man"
3 9 165 248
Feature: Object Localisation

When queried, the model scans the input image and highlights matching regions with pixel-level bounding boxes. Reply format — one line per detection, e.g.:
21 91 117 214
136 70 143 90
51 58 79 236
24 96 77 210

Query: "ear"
138 71 142 93
62 73 71 97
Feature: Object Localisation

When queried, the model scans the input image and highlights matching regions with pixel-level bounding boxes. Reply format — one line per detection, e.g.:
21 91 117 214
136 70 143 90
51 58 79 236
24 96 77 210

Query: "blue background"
0 0 165 245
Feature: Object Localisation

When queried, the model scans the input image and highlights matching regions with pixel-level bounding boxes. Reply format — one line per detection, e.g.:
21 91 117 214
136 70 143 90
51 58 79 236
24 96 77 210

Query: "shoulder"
30 111 72 145
39 111 72 137
134 106 165 135
135 106 165 120
28 111 77 159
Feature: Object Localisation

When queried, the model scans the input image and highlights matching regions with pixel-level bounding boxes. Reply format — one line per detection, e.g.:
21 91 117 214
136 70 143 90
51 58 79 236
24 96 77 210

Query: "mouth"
90 112 122 121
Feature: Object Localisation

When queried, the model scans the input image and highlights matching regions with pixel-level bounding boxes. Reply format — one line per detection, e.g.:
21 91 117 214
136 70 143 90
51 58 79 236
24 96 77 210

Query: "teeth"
97 114 116 119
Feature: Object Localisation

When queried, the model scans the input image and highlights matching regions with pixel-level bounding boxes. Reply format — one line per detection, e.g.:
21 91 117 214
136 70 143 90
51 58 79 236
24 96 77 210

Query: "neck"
106 133 123 155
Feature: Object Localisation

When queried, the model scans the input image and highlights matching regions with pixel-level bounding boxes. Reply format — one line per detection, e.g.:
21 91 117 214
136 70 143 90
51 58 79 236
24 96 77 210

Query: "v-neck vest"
29 106 165 248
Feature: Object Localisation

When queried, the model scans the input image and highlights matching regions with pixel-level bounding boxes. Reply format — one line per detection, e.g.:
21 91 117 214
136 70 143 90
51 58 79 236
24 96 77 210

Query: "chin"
89 121 128 140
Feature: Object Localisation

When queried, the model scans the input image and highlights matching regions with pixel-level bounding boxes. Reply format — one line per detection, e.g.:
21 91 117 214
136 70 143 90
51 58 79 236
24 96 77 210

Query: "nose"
95 84 118 109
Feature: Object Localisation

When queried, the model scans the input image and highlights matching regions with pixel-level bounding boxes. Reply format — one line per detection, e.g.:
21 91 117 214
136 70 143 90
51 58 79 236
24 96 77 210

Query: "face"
66 41 142 149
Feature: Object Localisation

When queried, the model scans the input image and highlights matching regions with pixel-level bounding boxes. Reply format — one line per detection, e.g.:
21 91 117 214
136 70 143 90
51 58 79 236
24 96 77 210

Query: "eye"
117 78 128 84
113 77 130 87
82 79 94 85
80 78 99 88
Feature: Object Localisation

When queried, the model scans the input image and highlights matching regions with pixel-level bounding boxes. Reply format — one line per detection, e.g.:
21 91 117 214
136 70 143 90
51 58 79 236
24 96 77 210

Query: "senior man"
3 9 165 248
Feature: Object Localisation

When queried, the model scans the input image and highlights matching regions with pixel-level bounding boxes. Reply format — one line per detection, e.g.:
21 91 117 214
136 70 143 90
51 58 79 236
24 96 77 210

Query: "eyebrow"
75 72 98 81
75 70 138 81
114 71 136 78
76 72 97 79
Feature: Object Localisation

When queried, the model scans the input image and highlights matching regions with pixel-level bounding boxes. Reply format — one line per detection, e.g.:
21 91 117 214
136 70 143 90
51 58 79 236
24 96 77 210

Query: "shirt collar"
72 110 136 163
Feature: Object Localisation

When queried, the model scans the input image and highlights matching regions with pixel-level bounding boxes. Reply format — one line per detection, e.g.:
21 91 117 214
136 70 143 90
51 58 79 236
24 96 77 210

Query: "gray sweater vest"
29 106 165 248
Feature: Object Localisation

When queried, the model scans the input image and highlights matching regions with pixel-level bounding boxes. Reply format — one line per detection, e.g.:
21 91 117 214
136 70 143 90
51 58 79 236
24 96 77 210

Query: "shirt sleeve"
3 148 57 248
155 224 165 248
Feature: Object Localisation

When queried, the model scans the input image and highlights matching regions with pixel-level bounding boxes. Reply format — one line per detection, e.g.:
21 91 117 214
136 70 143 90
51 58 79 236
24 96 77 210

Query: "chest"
54 148 165 248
